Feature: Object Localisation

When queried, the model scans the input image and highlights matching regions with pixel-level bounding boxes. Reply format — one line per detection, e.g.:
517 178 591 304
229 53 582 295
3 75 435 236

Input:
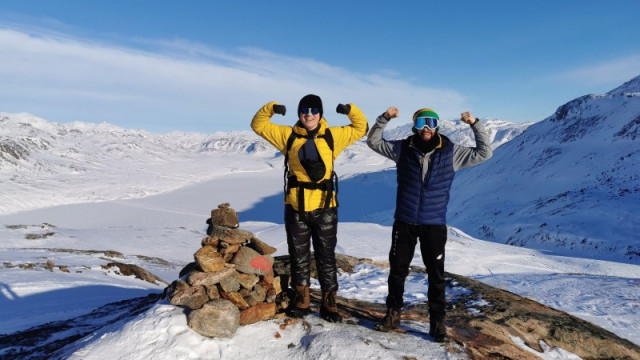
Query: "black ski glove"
336 104 351 115
273 104 286 116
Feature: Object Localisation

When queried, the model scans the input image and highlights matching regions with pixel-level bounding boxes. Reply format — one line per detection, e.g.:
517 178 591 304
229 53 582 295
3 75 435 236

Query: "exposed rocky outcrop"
273 253 640 360
102 262 168 285
3 238 638 358
169 215 640 358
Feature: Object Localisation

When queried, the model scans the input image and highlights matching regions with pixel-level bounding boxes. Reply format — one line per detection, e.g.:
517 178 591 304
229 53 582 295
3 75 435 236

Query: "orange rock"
194 246 225 273
239 302 277 325
221 291 250 310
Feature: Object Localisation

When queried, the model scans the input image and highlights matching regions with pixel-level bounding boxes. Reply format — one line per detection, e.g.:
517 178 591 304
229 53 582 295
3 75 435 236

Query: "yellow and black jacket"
251 101 368 213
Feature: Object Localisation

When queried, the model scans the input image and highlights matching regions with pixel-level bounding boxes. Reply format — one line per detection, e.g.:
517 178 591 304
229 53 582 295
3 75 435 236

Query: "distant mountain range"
0 114 257 213
0 109 528 214
380 117 532 149
2 75 638 263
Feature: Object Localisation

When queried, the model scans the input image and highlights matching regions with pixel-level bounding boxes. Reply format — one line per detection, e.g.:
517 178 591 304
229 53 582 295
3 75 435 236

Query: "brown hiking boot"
375 308 401 332
429 321 447 342
286 285 311 318
320 291 342 323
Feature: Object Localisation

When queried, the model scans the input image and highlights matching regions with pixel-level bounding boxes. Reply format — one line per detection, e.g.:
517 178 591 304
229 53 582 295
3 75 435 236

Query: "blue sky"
1 0 639 133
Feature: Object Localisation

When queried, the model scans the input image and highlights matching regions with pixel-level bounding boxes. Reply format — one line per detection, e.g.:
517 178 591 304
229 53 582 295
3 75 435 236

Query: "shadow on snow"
0 283 161 360
238 169 397 224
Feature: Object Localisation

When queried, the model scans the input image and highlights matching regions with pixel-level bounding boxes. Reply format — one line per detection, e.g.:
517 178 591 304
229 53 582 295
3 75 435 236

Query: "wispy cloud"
0 26 465 133
554 54 640 88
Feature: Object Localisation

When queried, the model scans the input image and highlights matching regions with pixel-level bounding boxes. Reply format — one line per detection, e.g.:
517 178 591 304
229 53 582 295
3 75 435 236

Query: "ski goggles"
413 116 439 130
299 107 320 116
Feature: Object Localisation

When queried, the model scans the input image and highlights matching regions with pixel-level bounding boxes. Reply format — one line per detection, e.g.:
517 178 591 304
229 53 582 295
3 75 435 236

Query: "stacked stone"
167 203 288 338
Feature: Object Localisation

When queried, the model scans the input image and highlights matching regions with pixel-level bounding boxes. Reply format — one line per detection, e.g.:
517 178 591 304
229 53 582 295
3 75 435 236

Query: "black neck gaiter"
412 133 439 154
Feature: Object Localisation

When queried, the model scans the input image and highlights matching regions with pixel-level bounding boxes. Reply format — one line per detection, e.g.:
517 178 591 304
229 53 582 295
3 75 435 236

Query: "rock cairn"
166 203 289 338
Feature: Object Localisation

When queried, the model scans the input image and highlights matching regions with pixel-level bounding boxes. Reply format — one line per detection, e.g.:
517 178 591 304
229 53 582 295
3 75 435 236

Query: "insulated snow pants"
386 221 447 322
285 205 339 292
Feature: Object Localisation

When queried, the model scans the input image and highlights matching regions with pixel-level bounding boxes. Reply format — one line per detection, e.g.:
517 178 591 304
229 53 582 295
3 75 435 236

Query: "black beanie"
298 94 323 118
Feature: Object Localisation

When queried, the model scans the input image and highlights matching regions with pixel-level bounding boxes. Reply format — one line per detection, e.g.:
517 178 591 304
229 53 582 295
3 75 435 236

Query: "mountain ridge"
2 76 638 264
449 75 640 263
0 111 527 214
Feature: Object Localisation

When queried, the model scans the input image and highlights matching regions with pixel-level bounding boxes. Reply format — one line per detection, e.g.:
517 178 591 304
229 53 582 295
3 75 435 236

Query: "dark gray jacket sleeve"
452 120 493 171
366 114 403 162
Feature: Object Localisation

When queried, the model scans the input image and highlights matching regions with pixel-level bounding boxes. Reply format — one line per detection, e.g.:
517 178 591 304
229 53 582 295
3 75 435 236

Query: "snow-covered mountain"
0 113 271 214
3 74 638 265
449 75 640 263
382 118 531 149
0 112 527 215
2 79 640 358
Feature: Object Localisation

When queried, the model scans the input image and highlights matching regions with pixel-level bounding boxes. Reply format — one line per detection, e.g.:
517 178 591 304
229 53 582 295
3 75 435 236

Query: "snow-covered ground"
1 164 639 359
1 106 639 359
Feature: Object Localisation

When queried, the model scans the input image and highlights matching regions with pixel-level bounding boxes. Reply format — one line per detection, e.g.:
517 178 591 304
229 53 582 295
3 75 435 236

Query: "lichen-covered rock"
205 284 220 300
219 271 240 293
208 225 254 245
236 272 259 290
220 291 250 310
209 203 239 229
201 236 219 248
194 246 225 273
187 299 240 338
169 284 209 310
187 266 236 287
220 242 241 256
231 246 274 275
249 237 277 255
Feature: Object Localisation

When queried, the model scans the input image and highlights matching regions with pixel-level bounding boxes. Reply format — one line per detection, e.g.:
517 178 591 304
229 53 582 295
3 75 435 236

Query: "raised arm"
366 107 402 162
250 101 292 153
330 103 369 155
452 112 493 171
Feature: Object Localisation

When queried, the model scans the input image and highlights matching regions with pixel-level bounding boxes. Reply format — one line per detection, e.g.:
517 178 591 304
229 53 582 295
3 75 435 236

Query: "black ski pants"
386 221 447 322
285 205 339 292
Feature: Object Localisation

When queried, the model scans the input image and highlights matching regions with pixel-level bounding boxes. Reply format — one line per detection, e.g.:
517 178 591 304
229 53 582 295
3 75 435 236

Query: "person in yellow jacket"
251 94 367 322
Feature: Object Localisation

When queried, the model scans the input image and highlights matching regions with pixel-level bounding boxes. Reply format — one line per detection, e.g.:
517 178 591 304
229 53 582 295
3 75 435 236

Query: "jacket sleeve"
329 103 369 156
366 114 402 162
250 101 292 154
452 120 493 171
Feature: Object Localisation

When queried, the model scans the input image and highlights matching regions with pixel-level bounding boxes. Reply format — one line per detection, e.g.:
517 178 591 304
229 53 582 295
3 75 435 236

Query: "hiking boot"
374 308 401 332
286 285 311 318
429 321 447 342
320 291 342 323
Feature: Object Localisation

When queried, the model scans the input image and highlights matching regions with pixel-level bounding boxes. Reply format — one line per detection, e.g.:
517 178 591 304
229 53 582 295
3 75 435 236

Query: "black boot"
375 308 401 332
429 321 447 342
286 285 311 318
320 291 342 323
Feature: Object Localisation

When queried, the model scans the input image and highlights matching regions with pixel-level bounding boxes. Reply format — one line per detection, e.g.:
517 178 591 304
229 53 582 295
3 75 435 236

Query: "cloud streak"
0 27 466 133
554 54 640 88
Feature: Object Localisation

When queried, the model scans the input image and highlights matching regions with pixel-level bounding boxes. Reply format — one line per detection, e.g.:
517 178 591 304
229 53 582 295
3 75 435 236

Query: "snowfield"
1 76 639 359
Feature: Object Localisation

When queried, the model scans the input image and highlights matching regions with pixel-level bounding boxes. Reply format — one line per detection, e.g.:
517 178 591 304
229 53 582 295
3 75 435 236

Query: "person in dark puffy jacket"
251 94 368 322
367 106 492 342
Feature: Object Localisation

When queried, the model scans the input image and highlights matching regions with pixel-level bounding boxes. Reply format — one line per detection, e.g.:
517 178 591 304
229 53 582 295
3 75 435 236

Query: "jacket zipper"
418 152 427 224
